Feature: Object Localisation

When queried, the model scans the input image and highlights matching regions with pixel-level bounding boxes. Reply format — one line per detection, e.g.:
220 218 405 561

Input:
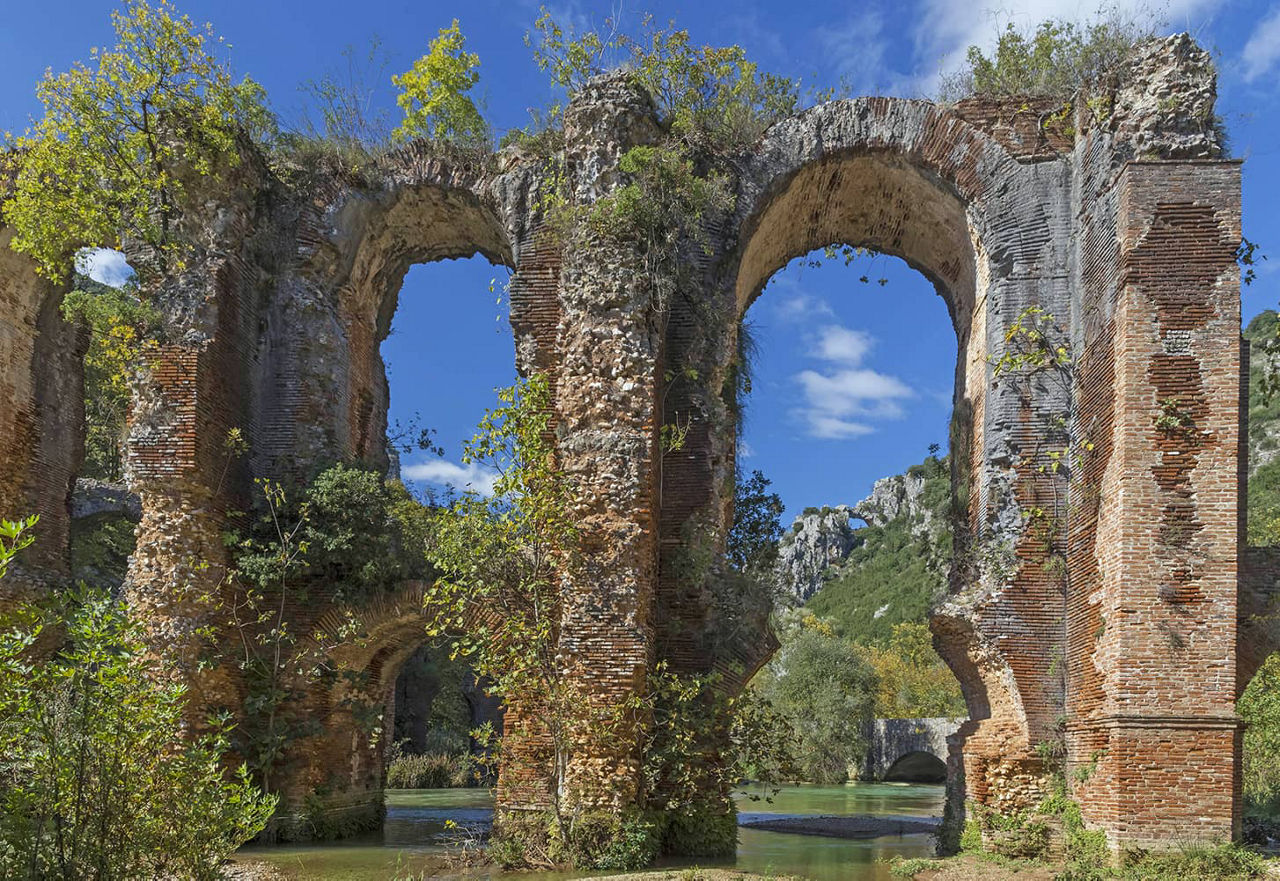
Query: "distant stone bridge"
0 32 1268 855
861 718 964 783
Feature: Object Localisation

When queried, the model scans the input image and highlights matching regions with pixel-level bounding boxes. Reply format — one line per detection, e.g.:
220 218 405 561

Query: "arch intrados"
734 151 977 338
883 749 947 783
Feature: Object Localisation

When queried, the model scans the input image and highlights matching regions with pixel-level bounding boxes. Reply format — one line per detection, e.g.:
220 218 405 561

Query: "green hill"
800 456 951 645
1246 310 1280 545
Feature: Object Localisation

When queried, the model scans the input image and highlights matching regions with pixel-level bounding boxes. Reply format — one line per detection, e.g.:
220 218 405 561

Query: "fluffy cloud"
1242 5 1280 82
77 248 134 287
815 325 874 364
793 324 915 439
402 459 499 495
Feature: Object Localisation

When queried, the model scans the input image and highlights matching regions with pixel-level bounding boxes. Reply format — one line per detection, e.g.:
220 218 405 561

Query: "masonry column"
0 232 85 597
124 173 265 720
1067 159 1243 848
552 75 663 811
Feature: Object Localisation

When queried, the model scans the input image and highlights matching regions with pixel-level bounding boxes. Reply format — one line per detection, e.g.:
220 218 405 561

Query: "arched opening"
884 751 947 784
726 149 983 789
65 248 143 589
222 159 528 840
370 241 517 804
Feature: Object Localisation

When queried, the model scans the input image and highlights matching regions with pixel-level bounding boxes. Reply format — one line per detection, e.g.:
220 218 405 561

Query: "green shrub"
0 581 276 878
938 11 1156 102
889 857 943 878
385 751 474 789
567 810 663 870
663 802 738 858
1120 843 1266 880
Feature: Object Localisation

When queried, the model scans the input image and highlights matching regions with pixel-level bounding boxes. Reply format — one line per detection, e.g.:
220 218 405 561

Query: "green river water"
234 783 944 881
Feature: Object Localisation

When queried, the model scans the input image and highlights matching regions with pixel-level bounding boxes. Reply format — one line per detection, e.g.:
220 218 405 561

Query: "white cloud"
77 248 134 287
1242 5 1280 82
774 293 835 322
402 459 499 495
816 325 874 364
806 414 877 439
738 440 756 458
796 367 914 420
792 323 916 439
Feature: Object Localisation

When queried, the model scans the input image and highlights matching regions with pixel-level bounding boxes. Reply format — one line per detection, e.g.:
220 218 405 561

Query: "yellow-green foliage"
860 622 967 719
2 0 272 280
62 275 158 480
391 20 488 145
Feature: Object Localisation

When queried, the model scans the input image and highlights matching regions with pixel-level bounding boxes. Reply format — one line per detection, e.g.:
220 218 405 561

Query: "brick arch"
656 95 1077 838
256 144 517 478
269 580 508 837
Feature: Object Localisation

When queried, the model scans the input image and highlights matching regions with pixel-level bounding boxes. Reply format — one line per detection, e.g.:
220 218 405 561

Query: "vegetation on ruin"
390 20 488 146
937 9 1157 103
217 465 434 808
1 0 273 281
0 519 275 878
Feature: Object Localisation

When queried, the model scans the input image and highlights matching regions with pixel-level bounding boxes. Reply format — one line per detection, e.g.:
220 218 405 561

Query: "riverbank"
226 864 803 881
887 846 1280 880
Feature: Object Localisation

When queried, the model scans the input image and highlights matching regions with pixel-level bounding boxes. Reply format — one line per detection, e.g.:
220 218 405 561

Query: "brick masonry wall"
0 231 84 597
0 35 1249 852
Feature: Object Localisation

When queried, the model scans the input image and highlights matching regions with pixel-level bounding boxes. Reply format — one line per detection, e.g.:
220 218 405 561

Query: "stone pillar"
1067 160 1242 848
551 75 663 811
0 232 84 597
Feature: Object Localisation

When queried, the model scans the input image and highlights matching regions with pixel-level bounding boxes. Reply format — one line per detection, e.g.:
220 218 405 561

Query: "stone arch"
659 96 1074 806
885 750 948 783
254 144 518 481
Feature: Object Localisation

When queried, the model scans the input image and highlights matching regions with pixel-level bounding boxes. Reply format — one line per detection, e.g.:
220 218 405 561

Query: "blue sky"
3 0 1278 522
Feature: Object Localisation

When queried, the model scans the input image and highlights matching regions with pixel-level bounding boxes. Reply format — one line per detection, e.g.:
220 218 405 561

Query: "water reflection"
234 783 945 881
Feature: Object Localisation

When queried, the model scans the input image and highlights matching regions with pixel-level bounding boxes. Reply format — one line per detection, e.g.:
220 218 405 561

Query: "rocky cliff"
775 457 949 613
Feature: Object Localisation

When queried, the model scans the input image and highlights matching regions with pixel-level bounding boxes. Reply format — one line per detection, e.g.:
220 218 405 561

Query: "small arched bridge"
0 33 1270 855
862 718 964 784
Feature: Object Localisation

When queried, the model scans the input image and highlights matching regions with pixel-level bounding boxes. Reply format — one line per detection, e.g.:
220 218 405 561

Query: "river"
234 783 944 880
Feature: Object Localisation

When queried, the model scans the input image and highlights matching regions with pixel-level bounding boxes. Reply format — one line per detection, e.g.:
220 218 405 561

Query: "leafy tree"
727 468 784 577
939 11 1155 102
423 376 583 837
391 20 488 145
0 518 275 879
61 274 157 481
755 622 876 784
859 622 966 719
2 0 273 281
221 467 433 793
